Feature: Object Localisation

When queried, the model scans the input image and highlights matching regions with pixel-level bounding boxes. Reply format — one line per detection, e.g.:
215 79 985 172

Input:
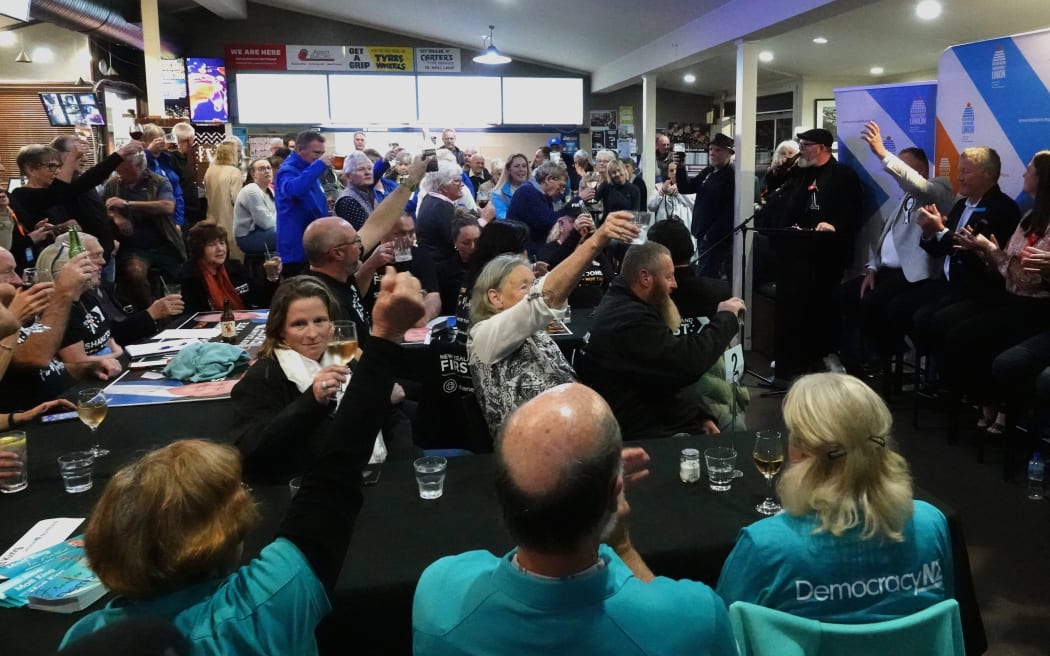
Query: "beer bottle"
67 226 85 258
220 299 237 343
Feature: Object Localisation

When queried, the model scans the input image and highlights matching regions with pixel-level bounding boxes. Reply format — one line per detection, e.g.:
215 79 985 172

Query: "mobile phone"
673 142 686 153
423 148 439 172
41 411 78 424
361 466 381 486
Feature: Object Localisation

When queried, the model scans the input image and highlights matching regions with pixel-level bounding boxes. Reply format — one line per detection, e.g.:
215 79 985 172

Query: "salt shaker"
680 448 701 483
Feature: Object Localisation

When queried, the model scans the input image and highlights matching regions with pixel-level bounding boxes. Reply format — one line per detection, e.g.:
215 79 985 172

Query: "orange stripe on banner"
935 118 960 195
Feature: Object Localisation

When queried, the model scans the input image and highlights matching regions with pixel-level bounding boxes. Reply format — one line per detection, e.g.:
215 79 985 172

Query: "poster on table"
590 110 617 155
835 81 938 272
103 311 268 408
935 28 1050 207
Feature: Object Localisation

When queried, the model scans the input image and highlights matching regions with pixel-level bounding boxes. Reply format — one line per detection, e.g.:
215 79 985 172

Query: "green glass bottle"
67 226 85 258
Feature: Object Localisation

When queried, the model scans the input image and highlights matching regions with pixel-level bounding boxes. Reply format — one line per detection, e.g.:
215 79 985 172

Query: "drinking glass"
753 430 784 515
20 268 48 333
326 321 358 367
129 122 144 141
77 388 109 457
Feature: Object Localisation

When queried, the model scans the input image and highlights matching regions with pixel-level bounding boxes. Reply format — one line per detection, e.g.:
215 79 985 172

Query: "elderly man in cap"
412 383 736 655
759 127 864 382
675 133 737 278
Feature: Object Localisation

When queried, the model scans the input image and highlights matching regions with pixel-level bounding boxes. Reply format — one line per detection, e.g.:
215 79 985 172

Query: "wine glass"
753 430 784 515
129 122 144 141
20 268 49 333
326 321 358 367
77 388 109 457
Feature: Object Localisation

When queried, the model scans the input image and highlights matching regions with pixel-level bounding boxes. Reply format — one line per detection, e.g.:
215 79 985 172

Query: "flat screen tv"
39 92 106 127
186 57 228 122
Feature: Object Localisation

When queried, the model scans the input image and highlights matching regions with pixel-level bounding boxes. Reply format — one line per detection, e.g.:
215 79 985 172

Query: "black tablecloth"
1 415 986 655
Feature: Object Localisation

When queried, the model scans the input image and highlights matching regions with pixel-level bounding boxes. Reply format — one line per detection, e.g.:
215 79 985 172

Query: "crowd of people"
0 123 985 654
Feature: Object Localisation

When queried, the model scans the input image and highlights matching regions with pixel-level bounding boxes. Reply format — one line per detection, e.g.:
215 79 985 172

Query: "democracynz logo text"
795 559 944 602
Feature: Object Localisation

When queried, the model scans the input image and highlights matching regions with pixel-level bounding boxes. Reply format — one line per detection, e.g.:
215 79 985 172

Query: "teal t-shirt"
413 544 737 655
716 500 953 623
61 538 330 655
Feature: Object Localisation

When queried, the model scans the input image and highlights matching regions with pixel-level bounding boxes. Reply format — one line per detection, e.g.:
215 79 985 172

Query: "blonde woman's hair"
212 141 240 167
778 372 913 541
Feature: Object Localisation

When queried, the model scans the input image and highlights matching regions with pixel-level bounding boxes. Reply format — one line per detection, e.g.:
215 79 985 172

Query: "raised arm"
357 156 427 252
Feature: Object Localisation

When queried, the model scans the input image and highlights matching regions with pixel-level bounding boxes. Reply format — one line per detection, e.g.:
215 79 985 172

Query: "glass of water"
704 446 737 492
413 456 447 500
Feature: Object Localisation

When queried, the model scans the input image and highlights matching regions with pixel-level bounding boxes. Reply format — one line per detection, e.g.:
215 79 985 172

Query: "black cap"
796 128 834 148
709 133 735 153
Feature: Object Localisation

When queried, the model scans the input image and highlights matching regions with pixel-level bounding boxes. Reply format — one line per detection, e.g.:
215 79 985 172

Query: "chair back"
729 599 965 656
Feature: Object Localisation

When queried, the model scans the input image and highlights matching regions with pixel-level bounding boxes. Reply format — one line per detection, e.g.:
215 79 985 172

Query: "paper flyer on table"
0 518 83 571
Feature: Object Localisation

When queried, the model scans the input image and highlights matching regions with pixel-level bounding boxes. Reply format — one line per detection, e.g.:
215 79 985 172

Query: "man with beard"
759 128 863 382
413 383 736 655
578 241 745 440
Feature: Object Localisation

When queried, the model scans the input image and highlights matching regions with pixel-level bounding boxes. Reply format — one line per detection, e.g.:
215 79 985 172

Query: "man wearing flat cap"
675 133 737 278
759 127 863 382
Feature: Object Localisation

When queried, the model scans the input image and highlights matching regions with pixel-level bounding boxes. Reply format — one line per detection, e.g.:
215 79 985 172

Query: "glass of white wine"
77 388 109 457
20 268 49 333
326 321 358 368
753 430 784 515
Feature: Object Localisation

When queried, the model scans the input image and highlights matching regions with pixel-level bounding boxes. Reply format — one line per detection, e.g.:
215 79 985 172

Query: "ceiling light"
759 51 774 63
683 73 696 83
812 37 828 45
473 25 511 65
0 32 16 47
14 31 30 63
870 66 885 75
916 0 942 20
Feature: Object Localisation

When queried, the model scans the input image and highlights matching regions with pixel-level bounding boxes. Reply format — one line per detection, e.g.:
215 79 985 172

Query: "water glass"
392 236 414 263
58 451 95 493
414 456 447 500
289 476 302 498
629 211 653 244
0 431 28 493
704 446 737 492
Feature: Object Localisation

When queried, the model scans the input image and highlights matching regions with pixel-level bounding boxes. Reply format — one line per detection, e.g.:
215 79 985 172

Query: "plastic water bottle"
1028 452 1045 501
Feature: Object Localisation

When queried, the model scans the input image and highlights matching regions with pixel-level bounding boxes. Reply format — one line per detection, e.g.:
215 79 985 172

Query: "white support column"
141 0 164 117
734 40 759 349
641 74 658 191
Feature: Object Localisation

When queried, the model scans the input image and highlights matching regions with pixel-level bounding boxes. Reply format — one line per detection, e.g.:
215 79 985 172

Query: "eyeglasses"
798 141 820 148
45 163 61 171
254 165 272 172
331 237 363 252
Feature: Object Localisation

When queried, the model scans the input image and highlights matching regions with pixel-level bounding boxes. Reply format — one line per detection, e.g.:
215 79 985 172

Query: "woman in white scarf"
230 276 388 481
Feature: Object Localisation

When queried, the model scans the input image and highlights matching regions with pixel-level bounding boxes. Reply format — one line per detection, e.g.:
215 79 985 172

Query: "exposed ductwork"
30 0 179 58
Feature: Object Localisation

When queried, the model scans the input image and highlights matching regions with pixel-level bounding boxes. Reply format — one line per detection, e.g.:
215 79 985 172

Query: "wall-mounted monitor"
328 75 416 124
417 76 501 126
39 92 105 127
187 57 228 122
235 73 329 124
502 78 584 125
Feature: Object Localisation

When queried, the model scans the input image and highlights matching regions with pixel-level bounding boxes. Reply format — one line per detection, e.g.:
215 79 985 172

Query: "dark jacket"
919 185 1020 297
10 152 122 260
677 164 734 241
175 259 251 313
416 194 457 263
230 356 336 483
505 180 560 256
594 181 640 223
578 280 740 439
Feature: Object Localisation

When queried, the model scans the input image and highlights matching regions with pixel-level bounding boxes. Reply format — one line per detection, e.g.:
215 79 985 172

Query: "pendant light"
473 25 511 65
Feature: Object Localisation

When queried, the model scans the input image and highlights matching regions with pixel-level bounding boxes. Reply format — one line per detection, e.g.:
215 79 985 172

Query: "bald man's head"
495 384 622 554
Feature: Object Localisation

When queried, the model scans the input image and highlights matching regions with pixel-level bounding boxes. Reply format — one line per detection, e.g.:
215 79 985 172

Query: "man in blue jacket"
276 131 333 273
